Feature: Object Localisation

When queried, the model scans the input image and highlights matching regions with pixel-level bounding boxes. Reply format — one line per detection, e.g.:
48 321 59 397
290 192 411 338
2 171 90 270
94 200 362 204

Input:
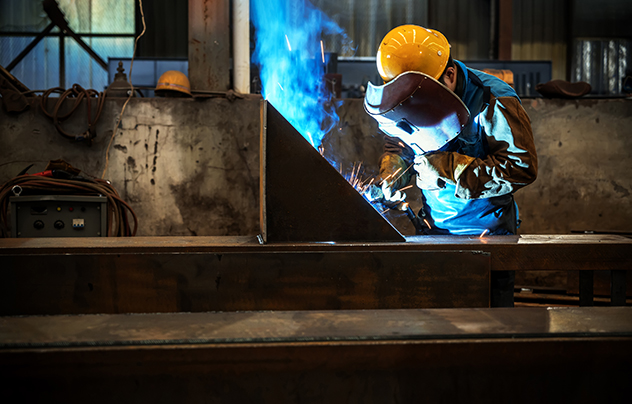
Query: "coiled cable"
40 84 106 143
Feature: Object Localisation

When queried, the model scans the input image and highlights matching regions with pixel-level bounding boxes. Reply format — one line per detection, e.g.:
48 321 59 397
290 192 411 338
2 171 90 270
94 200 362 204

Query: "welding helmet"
364 71 469 154
377 25 450 83
156 70 192 97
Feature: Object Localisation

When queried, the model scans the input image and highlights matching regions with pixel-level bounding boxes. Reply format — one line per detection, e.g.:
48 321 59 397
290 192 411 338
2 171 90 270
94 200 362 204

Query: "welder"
364 25 538 307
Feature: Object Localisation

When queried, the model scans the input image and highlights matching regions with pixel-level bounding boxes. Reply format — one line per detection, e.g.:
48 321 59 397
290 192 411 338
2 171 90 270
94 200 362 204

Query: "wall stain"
611 180 630 197
170 171 247 235
113 144 128 153
233 136 258 203
152 129 160 178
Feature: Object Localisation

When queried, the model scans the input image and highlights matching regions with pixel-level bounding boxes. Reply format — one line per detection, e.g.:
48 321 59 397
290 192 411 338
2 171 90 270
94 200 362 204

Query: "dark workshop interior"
0 0 631 402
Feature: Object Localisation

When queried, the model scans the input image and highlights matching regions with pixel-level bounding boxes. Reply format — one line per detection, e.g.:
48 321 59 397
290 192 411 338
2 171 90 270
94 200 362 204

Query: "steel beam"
1 308 631 404
2 234 629 272
1 234 630 314
0 250 489 315
260 101 405 243
188 0 230 91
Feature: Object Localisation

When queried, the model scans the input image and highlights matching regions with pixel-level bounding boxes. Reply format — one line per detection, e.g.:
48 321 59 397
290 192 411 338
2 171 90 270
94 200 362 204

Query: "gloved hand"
379 153 411 190
364 181 406 208
414 153 451 191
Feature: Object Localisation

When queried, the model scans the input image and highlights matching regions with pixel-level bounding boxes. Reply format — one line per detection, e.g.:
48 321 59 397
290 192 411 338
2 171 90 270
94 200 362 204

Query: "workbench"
1 234 630 315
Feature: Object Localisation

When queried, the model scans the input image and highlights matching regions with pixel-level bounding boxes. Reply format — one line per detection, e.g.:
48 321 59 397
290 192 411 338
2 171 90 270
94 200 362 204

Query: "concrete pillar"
188 0 230 91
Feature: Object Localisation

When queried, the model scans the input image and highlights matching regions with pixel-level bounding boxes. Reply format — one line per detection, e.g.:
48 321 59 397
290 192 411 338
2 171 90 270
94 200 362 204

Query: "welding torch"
397 202 427 235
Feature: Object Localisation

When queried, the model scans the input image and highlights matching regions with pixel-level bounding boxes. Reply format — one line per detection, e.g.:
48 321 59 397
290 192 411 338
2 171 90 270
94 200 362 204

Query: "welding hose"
0 175 137 237
41 84 106 143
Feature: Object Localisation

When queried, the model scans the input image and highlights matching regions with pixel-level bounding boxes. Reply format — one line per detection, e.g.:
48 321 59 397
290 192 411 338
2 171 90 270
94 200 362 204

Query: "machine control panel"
10 195 107 237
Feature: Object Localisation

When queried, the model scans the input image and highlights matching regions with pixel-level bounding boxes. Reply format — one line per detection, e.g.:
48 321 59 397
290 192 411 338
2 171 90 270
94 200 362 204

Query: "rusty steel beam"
1 234 630 313
260 101 405 243
2 234 630 272
2 307 631 346
0 250 490 315
498 0 513 60
1 308 631 403
188 0 230 91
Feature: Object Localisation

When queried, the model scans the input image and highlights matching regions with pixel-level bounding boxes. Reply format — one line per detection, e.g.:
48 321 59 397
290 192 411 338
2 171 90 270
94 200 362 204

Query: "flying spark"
285 34 292 51
343 162 373 194
320 40 325 64
479 229 489 238
391 163 414 185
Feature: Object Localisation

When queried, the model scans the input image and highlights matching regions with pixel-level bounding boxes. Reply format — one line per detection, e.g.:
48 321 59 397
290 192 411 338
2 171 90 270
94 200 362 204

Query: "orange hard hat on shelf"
155 70 192 96
377 25 451 83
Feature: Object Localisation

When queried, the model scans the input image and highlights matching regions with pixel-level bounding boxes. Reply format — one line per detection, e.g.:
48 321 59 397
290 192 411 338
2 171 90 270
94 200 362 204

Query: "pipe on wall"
233 0 250 93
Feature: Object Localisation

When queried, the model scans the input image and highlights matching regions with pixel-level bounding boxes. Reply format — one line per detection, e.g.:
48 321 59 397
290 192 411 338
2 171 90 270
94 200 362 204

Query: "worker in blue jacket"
364 25 538 306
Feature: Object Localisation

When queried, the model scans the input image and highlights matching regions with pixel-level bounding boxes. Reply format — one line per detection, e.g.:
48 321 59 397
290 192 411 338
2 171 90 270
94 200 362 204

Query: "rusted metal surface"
260 101 405 243
2 307 631 346
188 0 230 91
1 234 630 272
498 0 513 60
0 250 489 315
1 234 630 312
1 308 631 404
568 270 632 298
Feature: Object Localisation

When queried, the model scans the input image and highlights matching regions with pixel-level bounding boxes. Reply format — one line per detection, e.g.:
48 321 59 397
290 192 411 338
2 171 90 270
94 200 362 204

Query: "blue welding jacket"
421 60 521 235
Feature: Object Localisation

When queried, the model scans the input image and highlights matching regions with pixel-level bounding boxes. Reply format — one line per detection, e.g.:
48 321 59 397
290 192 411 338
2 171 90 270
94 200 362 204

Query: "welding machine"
10 195 107 238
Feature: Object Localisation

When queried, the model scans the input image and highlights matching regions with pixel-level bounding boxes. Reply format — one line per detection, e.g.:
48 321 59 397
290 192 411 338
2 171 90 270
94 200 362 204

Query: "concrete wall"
519 98 632 234
0 96 261 237
1 96 631 236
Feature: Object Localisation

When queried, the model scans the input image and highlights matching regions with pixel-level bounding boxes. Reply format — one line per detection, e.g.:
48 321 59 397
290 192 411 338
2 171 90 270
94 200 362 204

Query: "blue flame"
251 0 351 148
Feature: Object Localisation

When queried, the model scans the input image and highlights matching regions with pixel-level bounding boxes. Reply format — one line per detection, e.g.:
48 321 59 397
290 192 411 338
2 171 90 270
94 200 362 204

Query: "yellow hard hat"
156 70 191 96
377 25 450 82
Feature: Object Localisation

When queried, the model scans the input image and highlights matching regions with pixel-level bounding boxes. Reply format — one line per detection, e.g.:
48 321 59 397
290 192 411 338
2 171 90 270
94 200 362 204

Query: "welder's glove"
365 181 406 209
379 154 412 191
381 181 406 208
365 183 384 202
414 152 475 191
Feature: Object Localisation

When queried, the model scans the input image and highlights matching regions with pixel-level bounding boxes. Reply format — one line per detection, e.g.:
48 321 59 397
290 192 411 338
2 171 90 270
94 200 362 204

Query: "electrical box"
10 195 107 238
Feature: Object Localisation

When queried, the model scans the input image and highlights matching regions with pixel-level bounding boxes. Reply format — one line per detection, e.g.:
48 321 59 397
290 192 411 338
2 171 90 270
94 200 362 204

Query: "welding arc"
0 175 138 237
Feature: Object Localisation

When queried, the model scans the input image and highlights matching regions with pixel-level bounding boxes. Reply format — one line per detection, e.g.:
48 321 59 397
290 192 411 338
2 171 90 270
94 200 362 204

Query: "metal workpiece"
1 308 631 404
1 234 630 271
260 101 405 243
0 234 630 315
0 249 490 315
1 307 631 347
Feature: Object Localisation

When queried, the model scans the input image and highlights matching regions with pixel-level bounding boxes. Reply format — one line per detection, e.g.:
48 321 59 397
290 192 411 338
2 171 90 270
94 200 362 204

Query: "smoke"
251 0 352 148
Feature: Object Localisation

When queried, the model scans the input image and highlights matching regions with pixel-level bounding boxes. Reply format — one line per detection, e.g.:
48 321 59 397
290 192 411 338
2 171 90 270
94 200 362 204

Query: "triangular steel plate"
260 101 405 243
